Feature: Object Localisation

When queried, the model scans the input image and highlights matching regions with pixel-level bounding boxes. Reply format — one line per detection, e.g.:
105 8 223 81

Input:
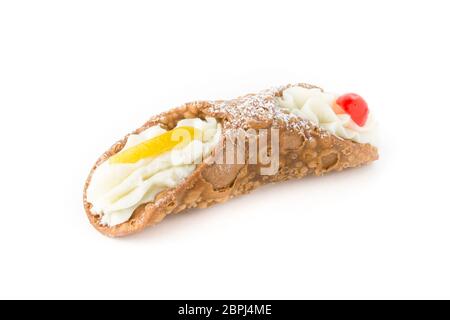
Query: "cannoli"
83 83 379 237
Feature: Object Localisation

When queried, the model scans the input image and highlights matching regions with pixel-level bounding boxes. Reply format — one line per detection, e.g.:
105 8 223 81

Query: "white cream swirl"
87 117 221 227
276 86 377 145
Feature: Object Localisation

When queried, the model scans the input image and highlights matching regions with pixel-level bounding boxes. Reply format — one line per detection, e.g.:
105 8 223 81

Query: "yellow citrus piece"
109 126 200 164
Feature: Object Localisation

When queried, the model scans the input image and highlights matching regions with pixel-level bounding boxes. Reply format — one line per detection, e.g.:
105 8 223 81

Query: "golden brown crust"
83 84 378 237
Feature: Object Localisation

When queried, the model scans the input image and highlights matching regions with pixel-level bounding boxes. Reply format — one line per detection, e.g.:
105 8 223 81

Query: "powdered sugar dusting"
207 85 330 139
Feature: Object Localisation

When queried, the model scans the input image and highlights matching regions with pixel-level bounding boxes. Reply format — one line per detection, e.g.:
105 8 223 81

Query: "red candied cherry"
335 93 369 127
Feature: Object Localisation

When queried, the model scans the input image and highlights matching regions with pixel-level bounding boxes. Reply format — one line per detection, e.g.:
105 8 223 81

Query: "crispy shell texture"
83 84 378 237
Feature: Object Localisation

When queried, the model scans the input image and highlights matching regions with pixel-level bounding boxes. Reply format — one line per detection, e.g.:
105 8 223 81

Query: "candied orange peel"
109 126 200 164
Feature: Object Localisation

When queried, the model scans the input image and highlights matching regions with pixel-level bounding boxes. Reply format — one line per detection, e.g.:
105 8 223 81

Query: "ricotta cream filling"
87 117 221 227
276 86 377 145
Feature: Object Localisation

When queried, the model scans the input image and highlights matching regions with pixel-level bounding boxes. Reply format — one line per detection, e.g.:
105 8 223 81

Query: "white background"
0 0 449 299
